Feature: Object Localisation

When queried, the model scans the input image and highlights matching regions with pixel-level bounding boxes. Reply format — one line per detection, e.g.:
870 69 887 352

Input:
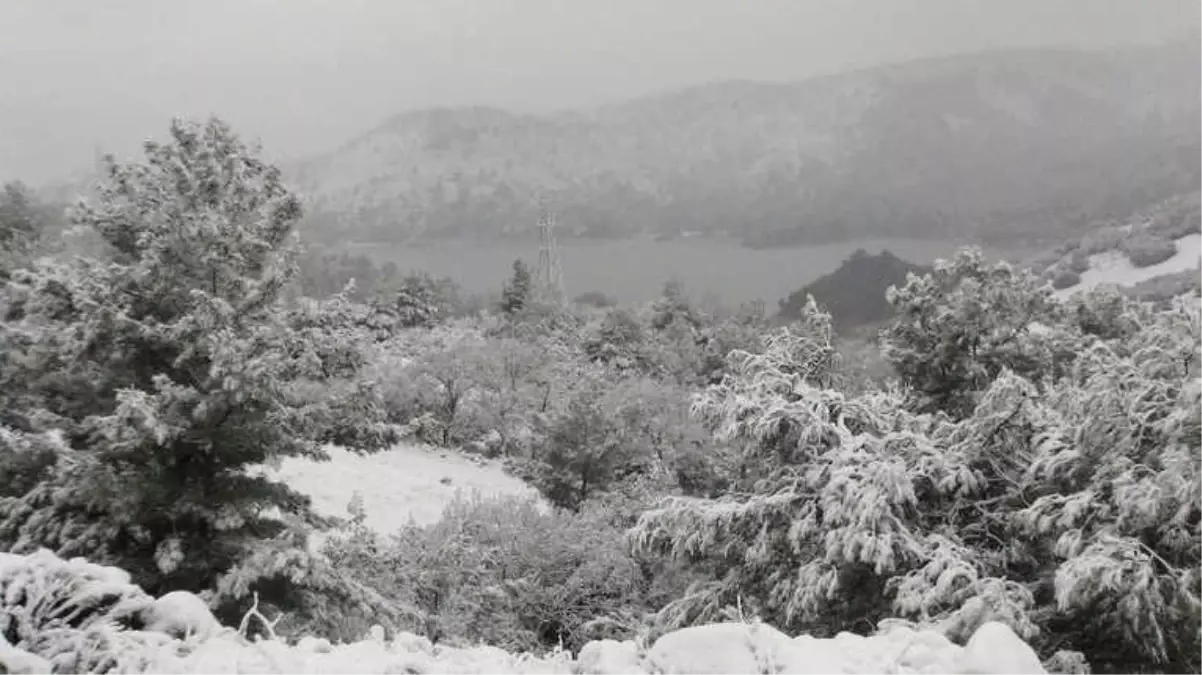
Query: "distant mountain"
777 249 931 331
27 41 1199 251
288 38 1200 249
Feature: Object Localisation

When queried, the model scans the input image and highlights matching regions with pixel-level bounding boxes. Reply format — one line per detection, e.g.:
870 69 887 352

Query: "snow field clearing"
1055 232 1201 299
265 443 545 535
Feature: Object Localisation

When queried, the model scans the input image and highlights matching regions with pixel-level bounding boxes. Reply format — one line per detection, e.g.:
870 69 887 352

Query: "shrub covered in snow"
323 493 673 653
1120 232 1179 268
1066 249 1092 274
1049 268 1080 290
631 266 1201 672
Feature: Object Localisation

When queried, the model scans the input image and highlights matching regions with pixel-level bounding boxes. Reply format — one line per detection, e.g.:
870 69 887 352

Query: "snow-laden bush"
631 279 1200 672
1050 268 1080 290
579 288 766 389
1 549 157 673
324 492 659 653
1120 232 1178 268
372 323 590 453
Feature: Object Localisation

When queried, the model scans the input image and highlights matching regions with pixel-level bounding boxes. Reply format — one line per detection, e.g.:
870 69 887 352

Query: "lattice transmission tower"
533 195 567 306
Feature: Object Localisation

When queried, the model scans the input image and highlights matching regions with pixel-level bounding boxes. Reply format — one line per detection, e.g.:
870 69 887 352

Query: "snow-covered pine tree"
882 248 1066 418
0 117 398 632
500 259 533 317
389 272 449 328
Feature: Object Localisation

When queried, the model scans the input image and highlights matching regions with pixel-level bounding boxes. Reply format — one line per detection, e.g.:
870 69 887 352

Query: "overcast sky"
1 0 1196 184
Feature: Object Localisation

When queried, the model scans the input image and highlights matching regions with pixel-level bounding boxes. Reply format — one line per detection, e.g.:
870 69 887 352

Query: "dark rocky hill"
778 249 931 331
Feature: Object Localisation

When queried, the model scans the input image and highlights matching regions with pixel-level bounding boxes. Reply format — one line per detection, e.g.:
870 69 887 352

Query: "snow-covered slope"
264 443 543 535
1 549 1051 674
1054 233 1201 299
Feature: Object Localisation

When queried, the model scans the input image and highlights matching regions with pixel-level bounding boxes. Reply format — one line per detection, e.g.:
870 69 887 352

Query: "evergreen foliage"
500 259 533 317
0 118 398 631
387 272 454 328
882 248 1067 418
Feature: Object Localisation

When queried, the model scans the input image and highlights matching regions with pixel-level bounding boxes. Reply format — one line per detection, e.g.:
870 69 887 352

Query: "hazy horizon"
1 0 1197 186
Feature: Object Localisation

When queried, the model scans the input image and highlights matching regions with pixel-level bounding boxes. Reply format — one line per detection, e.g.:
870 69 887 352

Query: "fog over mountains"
289 37 1199 249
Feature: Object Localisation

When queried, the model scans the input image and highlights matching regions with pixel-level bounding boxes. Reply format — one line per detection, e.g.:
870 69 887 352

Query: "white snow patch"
141 591 222 641
626 620 1043 675
575 639 643 674
295 636 333 654
645 622 794 674
0 637 53 675
1055 233 1201 299
0 546 1052 675
957 621 1045 674
116 623 1049 674
265 443 545 536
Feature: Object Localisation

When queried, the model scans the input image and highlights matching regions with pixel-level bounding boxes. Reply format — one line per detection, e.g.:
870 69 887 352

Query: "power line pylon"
534 195 566 307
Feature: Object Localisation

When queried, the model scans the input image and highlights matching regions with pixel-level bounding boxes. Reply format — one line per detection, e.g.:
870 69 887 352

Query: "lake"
342 237 1031 306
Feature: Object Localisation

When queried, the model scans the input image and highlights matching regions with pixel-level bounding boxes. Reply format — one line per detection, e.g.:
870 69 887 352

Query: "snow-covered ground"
106 620 1046 674
264 443 544 535
1 548 1050 674
1055 233 1201 299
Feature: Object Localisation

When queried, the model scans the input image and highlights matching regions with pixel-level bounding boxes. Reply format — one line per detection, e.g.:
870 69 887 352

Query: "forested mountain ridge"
289 38 1199 247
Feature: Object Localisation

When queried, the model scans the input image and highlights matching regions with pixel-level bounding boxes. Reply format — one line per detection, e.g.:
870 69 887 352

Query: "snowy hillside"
263 443 543 535
0 548 1051 674
290 39 1199 248
1054 232 1201 299
1024 190 1200 299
